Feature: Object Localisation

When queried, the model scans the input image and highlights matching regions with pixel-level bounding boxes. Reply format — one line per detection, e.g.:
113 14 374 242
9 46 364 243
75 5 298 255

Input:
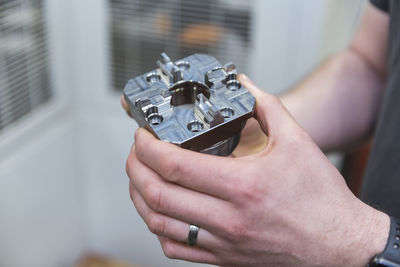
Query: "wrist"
369 216 400 266
348 204 390 266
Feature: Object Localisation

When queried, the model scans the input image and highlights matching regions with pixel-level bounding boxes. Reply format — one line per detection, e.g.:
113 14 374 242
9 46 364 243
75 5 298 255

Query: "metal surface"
123 53 255 156
187 224 200 246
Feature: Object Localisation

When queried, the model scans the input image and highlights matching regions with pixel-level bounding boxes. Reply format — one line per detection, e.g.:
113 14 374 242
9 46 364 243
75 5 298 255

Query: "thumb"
238 74 297 139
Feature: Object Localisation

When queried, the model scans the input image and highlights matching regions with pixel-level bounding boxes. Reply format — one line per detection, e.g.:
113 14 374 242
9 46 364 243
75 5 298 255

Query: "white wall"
0 115 85 267
0 0 365 266
0 0 85 266
249 0 364 94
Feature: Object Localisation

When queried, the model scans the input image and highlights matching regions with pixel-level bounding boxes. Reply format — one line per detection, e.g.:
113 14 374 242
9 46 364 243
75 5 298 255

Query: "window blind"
109 0 253 91
0 0 52 131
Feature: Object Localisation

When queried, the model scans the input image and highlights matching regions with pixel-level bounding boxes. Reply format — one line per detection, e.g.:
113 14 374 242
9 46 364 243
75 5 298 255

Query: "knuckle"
125 158 131 175
161 240 178 259
235 177 259 203
144 184 163 211
147 213 166 236
162 157 182 182
128 183 134 201
125 152 138 177
223 220 249 241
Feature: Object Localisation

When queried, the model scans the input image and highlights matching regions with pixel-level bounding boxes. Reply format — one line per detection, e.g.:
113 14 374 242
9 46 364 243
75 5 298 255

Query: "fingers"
129 182 224 249
126 149 235 232
130 75 297 200
134 128 246 200
120 94 132 117
158 237 219 265
238 74 298 139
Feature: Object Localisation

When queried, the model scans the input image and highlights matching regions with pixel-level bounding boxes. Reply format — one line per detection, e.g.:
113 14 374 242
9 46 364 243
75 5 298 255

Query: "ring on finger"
187 224 200 246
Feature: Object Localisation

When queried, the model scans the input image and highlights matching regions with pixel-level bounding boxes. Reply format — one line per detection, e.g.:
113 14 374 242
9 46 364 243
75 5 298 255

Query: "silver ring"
188 224 200 246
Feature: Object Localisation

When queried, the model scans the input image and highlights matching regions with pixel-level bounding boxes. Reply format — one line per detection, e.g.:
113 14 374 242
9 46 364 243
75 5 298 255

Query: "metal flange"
123 53 255 156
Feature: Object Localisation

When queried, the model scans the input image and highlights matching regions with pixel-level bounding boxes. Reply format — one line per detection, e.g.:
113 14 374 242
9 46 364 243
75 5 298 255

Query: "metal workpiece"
123 53 255 156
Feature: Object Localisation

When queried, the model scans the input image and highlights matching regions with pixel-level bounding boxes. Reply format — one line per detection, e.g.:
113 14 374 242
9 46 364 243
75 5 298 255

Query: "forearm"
234 4 388 157
281 48 385 152
234 50 384 156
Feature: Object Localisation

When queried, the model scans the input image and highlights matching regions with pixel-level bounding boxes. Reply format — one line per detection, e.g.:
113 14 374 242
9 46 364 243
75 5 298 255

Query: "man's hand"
125 75 389 266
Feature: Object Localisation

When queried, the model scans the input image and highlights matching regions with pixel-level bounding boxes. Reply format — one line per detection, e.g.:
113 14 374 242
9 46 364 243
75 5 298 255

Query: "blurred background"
0 0 365 266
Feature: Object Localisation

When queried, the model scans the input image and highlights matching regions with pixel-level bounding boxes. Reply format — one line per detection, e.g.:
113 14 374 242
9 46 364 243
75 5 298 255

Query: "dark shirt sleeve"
370 0 389 12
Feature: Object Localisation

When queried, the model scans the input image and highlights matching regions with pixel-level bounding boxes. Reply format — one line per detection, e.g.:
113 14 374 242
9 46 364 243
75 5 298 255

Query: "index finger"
134 128 251 200
121 94 132 117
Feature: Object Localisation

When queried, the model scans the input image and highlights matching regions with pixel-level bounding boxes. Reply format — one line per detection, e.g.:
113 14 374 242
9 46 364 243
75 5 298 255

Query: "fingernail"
238 73 248 81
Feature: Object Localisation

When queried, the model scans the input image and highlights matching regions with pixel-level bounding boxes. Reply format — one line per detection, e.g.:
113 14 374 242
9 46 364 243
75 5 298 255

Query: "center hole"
169 81 210 106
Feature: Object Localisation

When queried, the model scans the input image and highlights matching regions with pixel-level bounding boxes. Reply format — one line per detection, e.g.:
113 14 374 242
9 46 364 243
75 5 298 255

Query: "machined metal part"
123 53 255 156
